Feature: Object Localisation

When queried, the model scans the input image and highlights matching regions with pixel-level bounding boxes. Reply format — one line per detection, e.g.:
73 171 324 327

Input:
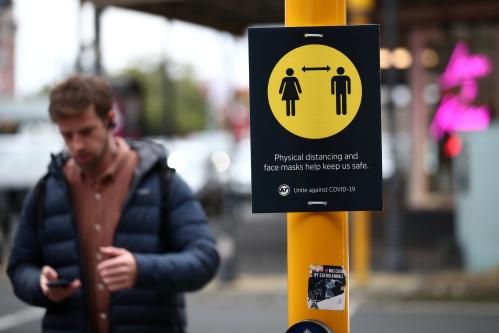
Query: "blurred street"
2 271 499 333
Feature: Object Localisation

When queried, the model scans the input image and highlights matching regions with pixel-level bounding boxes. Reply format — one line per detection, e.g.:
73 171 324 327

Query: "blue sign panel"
287 320 331 333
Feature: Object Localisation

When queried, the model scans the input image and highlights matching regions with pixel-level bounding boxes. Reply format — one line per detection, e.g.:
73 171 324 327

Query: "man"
7 74 220 333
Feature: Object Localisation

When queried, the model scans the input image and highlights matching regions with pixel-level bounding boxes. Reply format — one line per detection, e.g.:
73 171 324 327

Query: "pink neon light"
430 95 490 138
431 42 493 139
439 42 492 92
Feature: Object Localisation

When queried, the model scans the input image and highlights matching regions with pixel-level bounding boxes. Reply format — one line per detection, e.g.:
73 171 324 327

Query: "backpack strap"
34 174 49 225
158 160 175 227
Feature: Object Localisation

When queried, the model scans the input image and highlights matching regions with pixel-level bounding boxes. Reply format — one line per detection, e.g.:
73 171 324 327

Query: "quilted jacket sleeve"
134 173 220 292
7 188 51 307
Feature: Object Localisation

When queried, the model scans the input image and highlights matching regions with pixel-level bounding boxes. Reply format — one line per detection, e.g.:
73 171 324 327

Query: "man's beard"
74 138 108 172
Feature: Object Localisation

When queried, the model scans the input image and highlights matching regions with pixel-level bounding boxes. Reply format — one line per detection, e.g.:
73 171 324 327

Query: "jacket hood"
128 139 167 178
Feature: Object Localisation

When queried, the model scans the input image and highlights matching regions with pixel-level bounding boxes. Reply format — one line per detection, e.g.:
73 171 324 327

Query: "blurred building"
0 0 14 97
375 0 499 207
361 0 499 271
223 88 250 142
111 78 145 138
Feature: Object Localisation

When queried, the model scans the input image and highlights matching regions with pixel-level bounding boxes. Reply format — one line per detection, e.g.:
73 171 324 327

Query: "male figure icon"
331 67 351 115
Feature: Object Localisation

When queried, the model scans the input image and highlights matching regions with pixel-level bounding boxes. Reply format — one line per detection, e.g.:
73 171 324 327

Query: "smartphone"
47 279 72 288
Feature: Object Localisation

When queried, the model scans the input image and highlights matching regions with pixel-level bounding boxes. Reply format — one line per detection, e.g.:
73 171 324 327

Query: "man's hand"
97 246 138 292
40 266 81 303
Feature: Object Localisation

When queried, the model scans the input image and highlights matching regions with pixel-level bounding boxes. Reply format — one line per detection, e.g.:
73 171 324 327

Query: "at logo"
278 184 291 196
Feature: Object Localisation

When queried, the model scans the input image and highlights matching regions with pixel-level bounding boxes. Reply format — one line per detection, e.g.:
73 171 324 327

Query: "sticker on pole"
248 25 382 213
308 264 347 311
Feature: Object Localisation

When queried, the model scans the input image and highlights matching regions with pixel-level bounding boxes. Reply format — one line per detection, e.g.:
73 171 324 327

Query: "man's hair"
49 74 114 127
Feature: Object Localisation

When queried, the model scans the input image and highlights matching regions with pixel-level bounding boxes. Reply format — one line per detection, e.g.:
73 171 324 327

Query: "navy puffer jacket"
7 139 220 333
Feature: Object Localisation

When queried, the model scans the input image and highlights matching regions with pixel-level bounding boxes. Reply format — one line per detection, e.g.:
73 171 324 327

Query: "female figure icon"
279 68 302 116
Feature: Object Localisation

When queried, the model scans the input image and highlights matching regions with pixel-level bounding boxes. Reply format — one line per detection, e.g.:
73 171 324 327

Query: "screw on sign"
287 320 332 333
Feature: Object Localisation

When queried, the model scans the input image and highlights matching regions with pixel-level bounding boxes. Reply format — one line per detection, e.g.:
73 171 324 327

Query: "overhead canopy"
89 0 284 35
87 0 499 35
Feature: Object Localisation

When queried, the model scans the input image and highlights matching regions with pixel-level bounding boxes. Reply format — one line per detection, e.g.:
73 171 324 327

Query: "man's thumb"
42 266 58 280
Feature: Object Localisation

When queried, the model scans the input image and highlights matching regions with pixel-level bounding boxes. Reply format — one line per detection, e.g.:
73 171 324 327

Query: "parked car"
153 130 234 216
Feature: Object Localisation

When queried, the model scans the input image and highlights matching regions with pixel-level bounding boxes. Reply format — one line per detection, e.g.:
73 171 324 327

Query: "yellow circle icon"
268 44 362 139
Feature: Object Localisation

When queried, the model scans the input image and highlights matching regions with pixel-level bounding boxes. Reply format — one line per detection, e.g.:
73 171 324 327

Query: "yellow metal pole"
348 0 375 24
351 211 370 287
286 1 349 332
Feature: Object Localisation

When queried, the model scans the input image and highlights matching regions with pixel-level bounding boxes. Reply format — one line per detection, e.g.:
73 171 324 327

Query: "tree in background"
115 60 208 136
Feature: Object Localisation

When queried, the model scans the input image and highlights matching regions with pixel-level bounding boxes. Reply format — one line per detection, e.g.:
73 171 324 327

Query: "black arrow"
302 65 331 72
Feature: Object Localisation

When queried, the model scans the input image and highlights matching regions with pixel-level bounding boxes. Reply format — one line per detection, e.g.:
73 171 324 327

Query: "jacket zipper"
56 164 91 333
